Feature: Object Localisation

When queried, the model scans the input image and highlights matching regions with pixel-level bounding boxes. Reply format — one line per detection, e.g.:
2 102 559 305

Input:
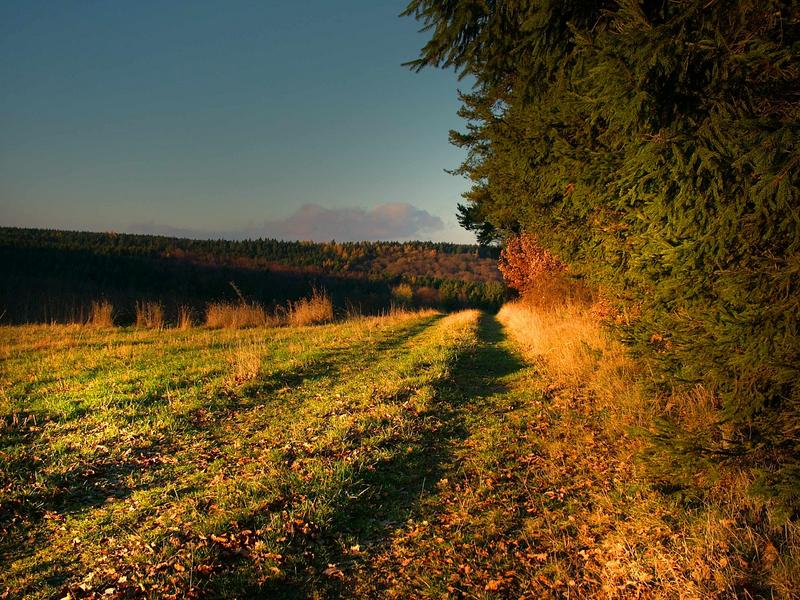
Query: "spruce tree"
405 0 800 512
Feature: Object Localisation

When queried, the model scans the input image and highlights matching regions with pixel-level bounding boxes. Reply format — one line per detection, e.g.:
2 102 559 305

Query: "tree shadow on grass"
0 444 179 572
1 315 447 597
219 313 525 598
237 314 442 403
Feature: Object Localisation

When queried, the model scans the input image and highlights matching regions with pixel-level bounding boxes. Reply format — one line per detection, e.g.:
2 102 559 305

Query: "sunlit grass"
1 303 794 597
0 310 468 597
495 299 798 598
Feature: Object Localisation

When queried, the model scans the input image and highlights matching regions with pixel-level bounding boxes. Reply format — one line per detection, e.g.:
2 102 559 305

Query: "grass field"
0 310 793 598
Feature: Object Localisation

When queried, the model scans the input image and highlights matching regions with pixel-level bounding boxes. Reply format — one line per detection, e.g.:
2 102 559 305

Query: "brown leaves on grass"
352 367 736 599
61 519 296 599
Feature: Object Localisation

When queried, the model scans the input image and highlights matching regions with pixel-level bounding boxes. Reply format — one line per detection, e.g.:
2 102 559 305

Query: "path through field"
1 310 696 598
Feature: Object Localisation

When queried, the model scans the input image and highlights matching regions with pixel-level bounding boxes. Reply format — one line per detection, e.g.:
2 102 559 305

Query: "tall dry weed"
177 305 193 330
206 302 272 329
226 338 264 383
378 303 438 320
135 301 164 329
343 300 364 321
286 288 334 326
88 300 114 327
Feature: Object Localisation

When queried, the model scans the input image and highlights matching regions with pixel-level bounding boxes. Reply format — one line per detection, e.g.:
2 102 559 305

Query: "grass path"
351 312 548 598
350 311 752 599
1 311 742 598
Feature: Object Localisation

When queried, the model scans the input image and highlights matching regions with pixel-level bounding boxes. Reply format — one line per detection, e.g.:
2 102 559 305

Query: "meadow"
0 304 795 598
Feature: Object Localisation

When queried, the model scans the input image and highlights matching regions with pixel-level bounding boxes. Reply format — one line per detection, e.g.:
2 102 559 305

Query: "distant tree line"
0 227 506 323
0 227 500 278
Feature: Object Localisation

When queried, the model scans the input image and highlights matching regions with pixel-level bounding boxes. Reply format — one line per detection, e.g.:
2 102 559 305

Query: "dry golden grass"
285 288 334 326
134 301 164 330
498 297 643 432
205 301 273 329
498 295 800 597
176 305 193 330
349 306 439 329
87 299 114 327
226 338 264 384
378 302 437 320
206 289 334 329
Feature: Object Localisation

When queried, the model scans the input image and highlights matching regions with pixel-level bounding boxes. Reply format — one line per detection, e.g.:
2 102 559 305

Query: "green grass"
1 310 789 598
0 311 483 598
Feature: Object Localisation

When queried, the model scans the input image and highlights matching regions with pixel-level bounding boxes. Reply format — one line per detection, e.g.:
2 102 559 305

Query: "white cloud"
129 202 445 242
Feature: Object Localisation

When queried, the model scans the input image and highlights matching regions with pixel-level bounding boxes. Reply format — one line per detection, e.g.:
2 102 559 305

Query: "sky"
0 1 475 243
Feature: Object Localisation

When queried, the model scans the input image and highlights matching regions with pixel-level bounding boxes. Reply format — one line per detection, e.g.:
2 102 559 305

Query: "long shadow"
0 358 217 547
1 316 443 552
0 443 181 566
1 315 448 597
218 313 525 598
184 315 444 446
237 314 442 403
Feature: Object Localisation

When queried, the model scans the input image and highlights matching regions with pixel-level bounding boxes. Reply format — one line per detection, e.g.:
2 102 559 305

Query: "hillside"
0 227 504 324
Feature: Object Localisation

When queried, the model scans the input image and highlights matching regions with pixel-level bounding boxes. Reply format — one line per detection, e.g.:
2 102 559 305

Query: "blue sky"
0 1 474 242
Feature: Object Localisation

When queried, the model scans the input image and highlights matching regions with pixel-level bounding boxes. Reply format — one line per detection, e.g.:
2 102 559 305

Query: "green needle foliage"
404 0 800 513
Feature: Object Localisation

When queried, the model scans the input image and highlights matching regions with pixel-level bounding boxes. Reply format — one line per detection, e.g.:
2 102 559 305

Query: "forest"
0 227 506 324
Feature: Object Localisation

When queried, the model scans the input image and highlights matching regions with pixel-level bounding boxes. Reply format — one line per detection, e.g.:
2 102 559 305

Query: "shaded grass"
2 305 792 598
349 308 794 599
0 310 457 597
